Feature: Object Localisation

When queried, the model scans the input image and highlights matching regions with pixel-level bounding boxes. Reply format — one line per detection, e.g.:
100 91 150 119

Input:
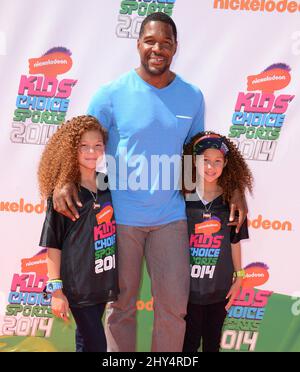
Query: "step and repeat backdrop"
0 0 299 352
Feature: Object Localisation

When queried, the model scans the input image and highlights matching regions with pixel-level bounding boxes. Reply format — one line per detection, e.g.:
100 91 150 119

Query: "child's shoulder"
97 187 112 202
45 196 54 212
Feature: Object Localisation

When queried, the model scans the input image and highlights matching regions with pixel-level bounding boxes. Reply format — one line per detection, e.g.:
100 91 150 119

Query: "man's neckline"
133 68 178 90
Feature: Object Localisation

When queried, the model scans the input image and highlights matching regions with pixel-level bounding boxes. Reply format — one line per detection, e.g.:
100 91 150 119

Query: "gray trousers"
105 220 190 352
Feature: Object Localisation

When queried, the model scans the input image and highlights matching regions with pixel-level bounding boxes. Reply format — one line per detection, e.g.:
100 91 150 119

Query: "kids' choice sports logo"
221 262 272 352
94 203 117 275
10 47 78 146
228 63 295 161
2 249 55 339
190 217 224 280
116 0 177 39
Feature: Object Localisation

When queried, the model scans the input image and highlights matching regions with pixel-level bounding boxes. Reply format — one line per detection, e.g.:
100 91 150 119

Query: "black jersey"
185 193 248 305
39 186 119 308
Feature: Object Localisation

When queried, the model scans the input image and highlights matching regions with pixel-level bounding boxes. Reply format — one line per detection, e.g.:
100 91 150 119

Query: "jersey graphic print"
94 203 116 275
190 217 224 279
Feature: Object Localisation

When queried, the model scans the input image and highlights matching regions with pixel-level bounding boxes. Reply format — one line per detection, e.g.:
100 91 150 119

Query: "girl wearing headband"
181 131 253 352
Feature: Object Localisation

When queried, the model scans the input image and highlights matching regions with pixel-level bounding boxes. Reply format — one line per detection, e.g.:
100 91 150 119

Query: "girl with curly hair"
38 115 119 352
182 131 253 352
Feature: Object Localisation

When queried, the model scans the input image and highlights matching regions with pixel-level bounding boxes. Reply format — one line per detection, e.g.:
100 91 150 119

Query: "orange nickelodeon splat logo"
247 63 291 93
195 217 221 235
136 297 153 312
242 262 269 288
96 205 114 225
28 47 72 77
21 249 48 275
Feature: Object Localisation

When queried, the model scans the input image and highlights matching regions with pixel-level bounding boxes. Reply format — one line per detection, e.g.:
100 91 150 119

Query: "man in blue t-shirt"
53 12 247 352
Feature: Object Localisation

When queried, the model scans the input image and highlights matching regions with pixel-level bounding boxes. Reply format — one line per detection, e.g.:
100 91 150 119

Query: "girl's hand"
225 278 242 311
51 290 70 323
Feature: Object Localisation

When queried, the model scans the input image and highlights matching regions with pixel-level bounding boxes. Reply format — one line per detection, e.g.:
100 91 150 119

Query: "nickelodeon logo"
96 205 114 225
242 263 269 288
246 64 291 93
21 250 48 275
0 199 46 214
247 68 290 93
195 217 221 235
136 297 153 312
248 215 292 231
29 47 72 77
213 0 300 13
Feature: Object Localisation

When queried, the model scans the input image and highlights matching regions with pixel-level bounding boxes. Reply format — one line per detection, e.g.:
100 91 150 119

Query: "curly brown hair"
182 131 253 202
38 115 107 198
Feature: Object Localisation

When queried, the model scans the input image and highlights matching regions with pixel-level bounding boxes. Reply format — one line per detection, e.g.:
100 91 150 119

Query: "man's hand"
53 183 82 221
228 189 248 233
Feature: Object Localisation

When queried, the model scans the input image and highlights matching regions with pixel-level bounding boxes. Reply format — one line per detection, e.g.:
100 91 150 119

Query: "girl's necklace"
87 189 101 209
203 200 214 219
196 187 215 219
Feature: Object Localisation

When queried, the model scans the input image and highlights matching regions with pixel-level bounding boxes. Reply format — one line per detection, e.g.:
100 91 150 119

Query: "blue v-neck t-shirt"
87 69 204 226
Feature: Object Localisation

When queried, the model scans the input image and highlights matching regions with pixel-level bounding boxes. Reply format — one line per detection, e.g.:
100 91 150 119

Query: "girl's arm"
47 247 62 280
47 248 70 321
225 242 243 311
232 241 242 274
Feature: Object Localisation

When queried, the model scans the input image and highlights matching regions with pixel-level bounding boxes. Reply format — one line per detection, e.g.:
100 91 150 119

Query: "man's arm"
53 183 82 221
53 86 112 220
228 189 248 233
185 90 205 144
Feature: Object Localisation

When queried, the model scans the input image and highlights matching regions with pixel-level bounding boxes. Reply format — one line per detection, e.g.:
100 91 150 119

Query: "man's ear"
174 41 178 55
224 158 228 167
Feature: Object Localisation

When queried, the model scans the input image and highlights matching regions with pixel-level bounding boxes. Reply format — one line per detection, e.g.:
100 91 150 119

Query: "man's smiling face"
137 20 177 77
